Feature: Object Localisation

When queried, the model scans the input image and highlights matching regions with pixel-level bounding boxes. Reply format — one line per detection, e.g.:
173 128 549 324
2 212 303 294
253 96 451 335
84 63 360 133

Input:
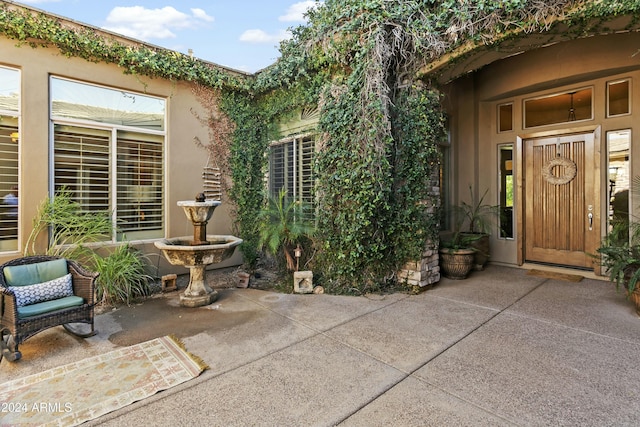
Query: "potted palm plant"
453 186 499 270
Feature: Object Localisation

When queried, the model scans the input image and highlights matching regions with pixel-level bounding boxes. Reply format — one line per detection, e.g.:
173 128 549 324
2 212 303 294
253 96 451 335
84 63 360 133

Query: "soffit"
418 15 639 84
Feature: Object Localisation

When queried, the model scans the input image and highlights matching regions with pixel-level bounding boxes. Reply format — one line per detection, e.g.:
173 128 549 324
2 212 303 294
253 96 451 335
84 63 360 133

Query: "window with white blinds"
51 77 166 243
269 134 315 214
53 125 164 241
0 66 20 251
117 131 163 240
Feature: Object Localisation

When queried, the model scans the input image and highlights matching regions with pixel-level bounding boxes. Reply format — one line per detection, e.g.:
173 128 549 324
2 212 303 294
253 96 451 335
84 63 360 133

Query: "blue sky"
17 0 321 73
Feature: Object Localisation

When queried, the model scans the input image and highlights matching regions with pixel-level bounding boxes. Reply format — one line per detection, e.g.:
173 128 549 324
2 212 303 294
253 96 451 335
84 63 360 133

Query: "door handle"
588 212 593 231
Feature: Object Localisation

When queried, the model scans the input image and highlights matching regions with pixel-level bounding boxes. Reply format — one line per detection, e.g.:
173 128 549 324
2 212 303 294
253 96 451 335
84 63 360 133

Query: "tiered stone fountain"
154 194 242 307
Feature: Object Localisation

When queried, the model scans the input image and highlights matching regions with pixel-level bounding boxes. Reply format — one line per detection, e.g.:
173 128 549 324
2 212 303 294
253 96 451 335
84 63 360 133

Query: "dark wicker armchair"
0 255 98 362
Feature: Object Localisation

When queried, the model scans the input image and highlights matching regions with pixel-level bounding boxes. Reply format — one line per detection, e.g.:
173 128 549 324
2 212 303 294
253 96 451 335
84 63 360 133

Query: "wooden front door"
524 132 600 269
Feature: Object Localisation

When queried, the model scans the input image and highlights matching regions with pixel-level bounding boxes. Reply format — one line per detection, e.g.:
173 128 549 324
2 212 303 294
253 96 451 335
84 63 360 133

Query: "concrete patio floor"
2 264 640 426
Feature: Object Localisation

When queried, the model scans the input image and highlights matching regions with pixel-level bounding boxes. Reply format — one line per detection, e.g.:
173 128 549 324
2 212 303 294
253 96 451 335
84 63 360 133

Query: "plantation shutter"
298 135 315 207
269 134 315 216
53 125 110 214
117 131 163 239
0 122 19 244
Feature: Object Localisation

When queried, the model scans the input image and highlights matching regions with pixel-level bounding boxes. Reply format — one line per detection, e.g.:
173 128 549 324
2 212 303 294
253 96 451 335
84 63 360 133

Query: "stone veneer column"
397 173 441 292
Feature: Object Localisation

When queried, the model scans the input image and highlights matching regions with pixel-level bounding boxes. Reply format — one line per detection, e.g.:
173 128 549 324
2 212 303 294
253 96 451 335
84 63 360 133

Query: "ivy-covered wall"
2 0 640 293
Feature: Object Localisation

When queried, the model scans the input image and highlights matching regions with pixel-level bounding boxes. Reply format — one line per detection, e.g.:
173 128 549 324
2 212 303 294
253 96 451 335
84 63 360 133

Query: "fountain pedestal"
182 264 218 307
154 196 242 308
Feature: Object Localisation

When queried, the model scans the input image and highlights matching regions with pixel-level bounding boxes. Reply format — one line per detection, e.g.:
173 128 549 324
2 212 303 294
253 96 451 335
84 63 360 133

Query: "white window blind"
269 134 315 213
54 125 110 214
54 125 164 241
117 131 163 240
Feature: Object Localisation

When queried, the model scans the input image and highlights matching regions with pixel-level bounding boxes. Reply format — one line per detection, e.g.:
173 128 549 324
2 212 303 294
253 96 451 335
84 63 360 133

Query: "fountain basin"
177 200 221 224
154 235 242 266
154 234 242 307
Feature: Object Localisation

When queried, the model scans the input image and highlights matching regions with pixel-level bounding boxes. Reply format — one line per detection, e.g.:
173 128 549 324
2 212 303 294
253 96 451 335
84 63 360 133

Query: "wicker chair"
0 255 98 362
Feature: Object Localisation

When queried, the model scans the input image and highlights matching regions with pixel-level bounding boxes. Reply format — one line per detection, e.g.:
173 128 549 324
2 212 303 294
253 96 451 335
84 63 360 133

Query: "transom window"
51 77 165 241
524 87 593 128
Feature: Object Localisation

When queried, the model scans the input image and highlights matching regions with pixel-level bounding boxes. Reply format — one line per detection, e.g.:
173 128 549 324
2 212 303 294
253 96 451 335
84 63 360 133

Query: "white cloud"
191 8 214 23
279 1 319 22
239 29 291 44
103 6 213 41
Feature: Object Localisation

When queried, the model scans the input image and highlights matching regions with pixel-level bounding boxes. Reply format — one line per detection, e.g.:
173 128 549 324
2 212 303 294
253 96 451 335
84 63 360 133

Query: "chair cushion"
4 258 69 286
17 295 85 318
8 273 74 307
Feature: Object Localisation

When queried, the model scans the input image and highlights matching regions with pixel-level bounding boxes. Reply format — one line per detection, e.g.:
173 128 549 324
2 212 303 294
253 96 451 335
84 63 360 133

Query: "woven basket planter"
439 248 475 280
461 232 490 270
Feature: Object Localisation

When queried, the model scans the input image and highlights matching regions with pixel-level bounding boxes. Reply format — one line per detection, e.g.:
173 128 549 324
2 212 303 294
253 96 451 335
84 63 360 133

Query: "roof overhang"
418 13 640 84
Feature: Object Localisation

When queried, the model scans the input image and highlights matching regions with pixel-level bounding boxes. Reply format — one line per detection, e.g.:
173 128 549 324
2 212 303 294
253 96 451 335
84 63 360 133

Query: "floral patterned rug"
0 335 208 426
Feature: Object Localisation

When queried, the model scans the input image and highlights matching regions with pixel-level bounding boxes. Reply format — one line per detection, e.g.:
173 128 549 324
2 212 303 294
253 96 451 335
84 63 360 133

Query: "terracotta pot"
439 248 475 280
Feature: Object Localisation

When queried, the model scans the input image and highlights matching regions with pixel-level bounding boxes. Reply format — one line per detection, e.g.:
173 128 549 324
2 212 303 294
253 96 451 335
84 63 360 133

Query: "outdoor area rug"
527 268 584 282
0 335 208 426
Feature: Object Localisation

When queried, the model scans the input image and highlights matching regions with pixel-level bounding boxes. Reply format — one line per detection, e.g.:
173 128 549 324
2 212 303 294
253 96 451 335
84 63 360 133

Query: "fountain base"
180 290 218 307
179 264 219 307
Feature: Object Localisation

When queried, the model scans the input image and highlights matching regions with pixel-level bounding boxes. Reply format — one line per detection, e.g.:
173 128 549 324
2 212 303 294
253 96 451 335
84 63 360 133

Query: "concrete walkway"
2 265 640 426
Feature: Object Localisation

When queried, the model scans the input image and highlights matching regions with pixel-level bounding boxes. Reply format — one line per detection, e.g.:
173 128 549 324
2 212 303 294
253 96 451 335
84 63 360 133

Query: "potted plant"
596 232 640 315
439 231 482 280
596 184 640 314
453 186 499 270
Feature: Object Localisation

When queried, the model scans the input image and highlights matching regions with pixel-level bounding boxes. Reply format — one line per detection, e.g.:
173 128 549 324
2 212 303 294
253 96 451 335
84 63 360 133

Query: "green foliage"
25 188 112 259
454 186 500 234
596 176 640 294
0 3 249 90
26 189 152 305
4 0 640 294
90 244 152 306
258 189 316 271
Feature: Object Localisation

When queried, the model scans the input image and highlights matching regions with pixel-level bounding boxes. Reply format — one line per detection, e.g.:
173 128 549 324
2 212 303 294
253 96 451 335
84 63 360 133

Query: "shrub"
91 244 152 306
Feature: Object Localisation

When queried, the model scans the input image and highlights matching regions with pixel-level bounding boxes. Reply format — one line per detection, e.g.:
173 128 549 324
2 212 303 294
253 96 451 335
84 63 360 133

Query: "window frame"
606 78 632 118
268 132 316 216
50 77 166 243
0 65 21 252
523 86 594 129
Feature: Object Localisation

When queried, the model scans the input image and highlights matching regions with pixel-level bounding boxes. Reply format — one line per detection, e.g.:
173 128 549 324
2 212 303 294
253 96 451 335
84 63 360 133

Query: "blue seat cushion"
17 295 85 318
4 259 69 286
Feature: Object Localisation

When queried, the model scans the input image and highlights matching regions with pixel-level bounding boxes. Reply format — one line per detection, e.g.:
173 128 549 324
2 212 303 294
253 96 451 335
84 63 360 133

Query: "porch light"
10 132 18 142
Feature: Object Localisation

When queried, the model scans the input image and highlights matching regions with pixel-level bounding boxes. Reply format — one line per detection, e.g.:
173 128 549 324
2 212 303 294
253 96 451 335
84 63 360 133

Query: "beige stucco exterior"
442 31 640 274
0 34 242 275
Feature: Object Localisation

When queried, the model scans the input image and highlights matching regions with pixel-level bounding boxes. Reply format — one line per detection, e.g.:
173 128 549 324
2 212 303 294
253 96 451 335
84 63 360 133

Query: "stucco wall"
0 36 242 275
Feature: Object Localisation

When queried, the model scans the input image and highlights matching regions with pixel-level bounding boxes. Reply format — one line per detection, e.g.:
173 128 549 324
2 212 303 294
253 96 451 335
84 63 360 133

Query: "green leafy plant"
25 188 112 259
90 244 152 306
5 0 640 293
454 186 500 234
257 189 315 272
596 176 640 294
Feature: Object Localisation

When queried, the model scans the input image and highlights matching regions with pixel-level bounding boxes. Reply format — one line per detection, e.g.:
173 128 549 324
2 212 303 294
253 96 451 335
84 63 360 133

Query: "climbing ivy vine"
2 0 640 293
